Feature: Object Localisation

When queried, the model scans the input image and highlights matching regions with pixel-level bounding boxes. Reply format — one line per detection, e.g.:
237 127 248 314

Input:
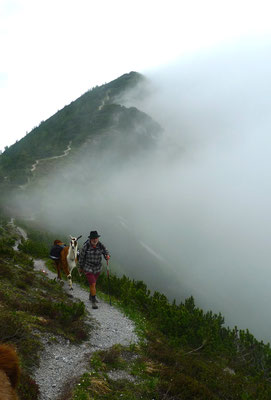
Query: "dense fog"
132 38 271 342
13 37 271 342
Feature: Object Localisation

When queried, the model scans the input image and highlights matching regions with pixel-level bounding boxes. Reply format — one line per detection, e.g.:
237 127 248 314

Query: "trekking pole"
106 259 112 306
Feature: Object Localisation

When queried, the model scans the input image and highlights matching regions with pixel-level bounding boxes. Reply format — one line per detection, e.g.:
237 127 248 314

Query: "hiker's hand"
106 255 110 260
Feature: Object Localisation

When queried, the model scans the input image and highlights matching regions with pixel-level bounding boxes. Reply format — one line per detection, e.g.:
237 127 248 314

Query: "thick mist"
127 38 271 342
13 38 271 342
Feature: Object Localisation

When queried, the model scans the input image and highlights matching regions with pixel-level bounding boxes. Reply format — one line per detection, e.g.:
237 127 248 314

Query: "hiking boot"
91 295 98 309
89 293 98 302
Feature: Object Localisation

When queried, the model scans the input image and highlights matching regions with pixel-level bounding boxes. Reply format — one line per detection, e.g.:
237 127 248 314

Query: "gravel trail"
10 221 138 399
32 260 139 400
27 260 138 400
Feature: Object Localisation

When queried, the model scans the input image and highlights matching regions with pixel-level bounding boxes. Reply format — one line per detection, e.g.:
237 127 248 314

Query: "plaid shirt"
79 240 110 273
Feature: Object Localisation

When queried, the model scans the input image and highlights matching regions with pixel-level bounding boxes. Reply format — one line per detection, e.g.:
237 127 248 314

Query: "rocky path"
19 142 72 190
98 90 111 111
11 223 139 400
32 260 138 400
30 141 72 173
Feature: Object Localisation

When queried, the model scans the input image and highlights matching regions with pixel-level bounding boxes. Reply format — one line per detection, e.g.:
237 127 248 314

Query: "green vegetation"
0 218 91 399
14 218 60 258
15 217 271 399
1 69 271 398
0 72 154 186
69 335 271 400
78 274 271 400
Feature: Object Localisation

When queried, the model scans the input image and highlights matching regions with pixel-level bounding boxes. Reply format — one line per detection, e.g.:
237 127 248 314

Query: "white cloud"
1 0 271 150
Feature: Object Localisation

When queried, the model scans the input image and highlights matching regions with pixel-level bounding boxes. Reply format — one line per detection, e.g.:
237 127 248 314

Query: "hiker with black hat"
79 230 110 309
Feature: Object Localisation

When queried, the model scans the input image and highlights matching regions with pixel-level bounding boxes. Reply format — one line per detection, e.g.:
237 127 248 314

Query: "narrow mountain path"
12 224 139 400
30 141 72 173
98 90 111 111
19 142 73 190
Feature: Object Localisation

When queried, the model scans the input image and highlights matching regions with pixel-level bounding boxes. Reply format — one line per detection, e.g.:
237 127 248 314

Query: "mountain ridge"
2 70 271 398
0 71 159 186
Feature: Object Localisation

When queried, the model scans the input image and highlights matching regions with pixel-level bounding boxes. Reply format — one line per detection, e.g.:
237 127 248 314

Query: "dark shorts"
85 272 100 285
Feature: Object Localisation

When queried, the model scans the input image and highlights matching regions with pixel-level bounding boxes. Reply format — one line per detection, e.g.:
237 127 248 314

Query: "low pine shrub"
0 260 15 280
97 270 271 380
0 309 41 370
53 301 86 325
159 371 218 400
17 371 40 400
18 239 48 258
0 238 15 256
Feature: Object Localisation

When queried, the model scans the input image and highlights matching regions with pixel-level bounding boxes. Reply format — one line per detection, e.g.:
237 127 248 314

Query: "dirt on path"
32 259 138 400
11 222 138 400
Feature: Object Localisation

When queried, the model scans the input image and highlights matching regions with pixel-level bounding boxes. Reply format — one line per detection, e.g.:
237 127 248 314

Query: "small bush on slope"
0 223 92 399
6 219 271 399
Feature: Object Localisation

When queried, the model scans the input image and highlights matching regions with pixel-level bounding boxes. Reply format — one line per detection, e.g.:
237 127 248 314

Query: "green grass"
68 271 271 399
69 330 271 400
2 216 271 399
0 220 92 399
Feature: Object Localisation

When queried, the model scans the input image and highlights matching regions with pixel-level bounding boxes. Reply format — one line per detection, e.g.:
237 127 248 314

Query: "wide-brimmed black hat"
88 230 101 239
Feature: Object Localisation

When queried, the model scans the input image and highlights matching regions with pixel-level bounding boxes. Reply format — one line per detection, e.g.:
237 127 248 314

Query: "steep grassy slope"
0 215 91 400
0 72 159 186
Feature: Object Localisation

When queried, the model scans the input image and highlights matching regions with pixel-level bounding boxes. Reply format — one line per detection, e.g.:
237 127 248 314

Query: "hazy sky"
11 34 271 342
1 0 271 151
4 0 271 342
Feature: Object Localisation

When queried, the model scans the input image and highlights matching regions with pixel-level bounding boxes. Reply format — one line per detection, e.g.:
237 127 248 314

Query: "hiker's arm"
100 243 110 260
79 246 87 269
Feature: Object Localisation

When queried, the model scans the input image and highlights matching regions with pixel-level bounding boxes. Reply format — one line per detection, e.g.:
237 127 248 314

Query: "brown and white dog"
0 344 20 400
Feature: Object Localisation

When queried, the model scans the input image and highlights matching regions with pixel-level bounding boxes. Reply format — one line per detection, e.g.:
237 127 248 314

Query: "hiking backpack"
49 244 65 260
